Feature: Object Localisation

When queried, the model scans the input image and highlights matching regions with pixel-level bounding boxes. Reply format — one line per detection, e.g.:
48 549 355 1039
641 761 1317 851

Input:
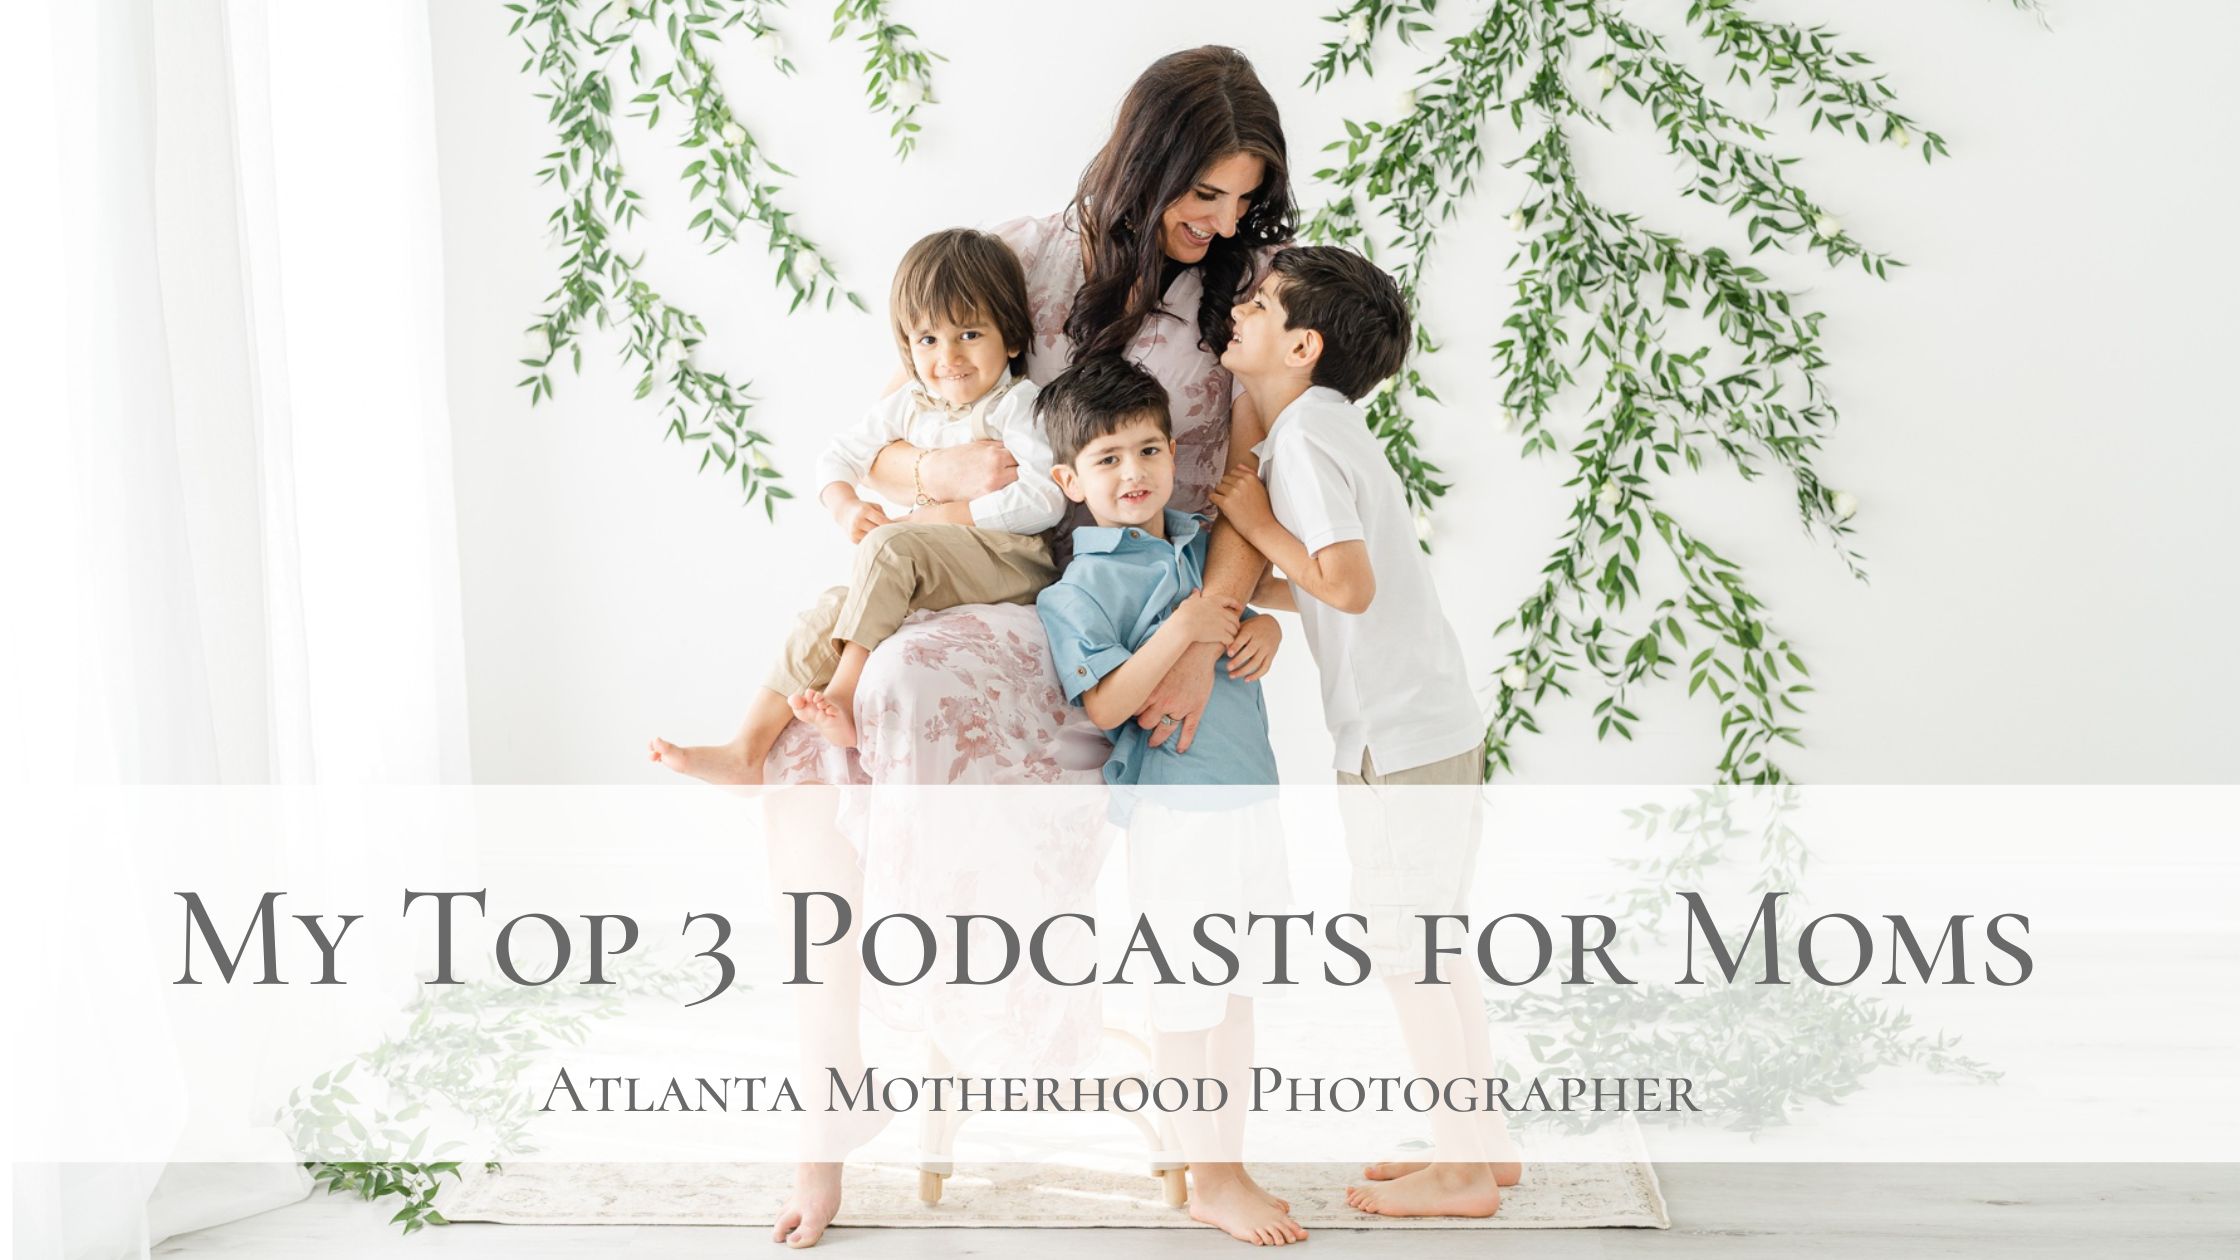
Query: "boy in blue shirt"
1033 357 1304 1247
1034 358 1282 792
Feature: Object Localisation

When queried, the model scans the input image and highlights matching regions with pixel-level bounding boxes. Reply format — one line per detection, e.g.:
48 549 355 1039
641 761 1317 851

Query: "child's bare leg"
1452 967 1525 1183
765 786 885 1247
649 686 792 785
1206 997 1288 1212
1345 977 1503 1219
789 642 869 748
1362 971 1521 1185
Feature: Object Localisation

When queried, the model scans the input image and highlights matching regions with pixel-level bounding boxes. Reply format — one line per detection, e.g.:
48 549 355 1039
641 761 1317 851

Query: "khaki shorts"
1338 747 1485 975
765 523 1054 695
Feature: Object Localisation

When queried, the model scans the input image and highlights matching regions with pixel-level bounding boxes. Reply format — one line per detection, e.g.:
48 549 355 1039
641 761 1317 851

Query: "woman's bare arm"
867 438 1020 506
1134 391 1273 752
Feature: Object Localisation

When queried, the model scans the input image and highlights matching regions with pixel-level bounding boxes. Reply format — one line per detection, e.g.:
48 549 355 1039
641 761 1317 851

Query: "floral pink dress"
763 208 1252 789
761 210 1264 1075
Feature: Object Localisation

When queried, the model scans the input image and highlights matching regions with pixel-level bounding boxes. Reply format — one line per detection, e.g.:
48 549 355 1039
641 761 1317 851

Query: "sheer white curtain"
5 0 470 1252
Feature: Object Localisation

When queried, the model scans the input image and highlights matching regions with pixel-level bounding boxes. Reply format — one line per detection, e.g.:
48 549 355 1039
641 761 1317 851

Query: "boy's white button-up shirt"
1253 385 1484 776
812 372 1065 534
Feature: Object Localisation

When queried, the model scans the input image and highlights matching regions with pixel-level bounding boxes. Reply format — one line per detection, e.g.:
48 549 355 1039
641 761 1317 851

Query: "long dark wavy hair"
1065 47 1296 362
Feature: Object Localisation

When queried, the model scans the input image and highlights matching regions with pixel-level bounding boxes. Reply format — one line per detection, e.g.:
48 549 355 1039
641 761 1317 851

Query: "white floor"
152 1165 2239 1257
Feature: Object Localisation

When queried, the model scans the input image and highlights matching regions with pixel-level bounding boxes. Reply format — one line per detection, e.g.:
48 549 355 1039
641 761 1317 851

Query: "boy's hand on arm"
1165 591 1244 647
1215 463 1360 610
1225 613 1280 681
1209 463 1277 545
1081 595 1237 730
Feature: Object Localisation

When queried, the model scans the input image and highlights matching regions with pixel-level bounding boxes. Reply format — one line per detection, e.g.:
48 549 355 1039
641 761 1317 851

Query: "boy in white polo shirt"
1211 245 1519 1221
1209 247 1483 786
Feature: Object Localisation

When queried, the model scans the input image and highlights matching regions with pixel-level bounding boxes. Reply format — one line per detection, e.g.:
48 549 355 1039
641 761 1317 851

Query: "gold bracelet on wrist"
912 449 934 507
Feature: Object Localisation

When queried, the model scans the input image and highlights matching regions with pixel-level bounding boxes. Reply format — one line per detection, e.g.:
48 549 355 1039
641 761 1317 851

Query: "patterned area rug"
445 1160 1668 1230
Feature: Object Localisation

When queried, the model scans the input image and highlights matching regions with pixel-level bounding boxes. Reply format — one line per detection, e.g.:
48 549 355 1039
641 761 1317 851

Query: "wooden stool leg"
1160 1165 1188 1208
917 1169 945 1205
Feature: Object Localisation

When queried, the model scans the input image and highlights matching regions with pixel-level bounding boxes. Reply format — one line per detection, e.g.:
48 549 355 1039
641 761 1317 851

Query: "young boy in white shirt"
651 228 1065 783
1210 246 1482 785
1210 245 1520 1220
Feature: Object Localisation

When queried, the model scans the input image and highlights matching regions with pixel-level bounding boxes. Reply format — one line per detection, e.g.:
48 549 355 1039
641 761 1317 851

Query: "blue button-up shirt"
1036 510 1279 793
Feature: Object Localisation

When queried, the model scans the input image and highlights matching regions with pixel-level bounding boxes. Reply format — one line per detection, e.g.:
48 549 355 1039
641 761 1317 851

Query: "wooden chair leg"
916 1040 960 1207
1160 1165 1188 1208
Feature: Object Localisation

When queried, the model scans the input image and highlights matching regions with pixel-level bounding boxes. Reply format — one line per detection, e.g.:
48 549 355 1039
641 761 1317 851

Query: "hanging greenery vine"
829 0 944 158
1299 0 2040 784
510 0 865 514
1303 0 2037 1132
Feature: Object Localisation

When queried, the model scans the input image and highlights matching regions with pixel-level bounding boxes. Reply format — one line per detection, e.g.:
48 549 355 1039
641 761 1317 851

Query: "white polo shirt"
1253 386 1484 775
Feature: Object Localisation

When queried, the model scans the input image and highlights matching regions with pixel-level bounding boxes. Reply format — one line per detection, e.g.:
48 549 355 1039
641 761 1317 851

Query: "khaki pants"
764 523 1056 695
1338 746 1485 973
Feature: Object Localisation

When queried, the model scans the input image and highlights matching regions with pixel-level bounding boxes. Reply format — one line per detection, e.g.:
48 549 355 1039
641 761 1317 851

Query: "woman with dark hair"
754 48 1301 1249
859 43 1297 761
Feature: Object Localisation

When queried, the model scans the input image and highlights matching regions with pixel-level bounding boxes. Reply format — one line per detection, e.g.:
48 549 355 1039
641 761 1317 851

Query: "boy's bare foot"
1363 1159 1520 1186
1346 1162 1503 1219
648 736 763 785
1190 1169 1307 1245
771 1161 843 1248
1236 1166 1291 1213
789 689 858 749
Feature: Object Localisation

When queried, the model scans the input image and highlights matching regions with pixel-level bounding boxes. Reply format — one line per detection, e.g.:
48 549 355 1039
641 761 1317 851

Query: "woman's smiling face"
1157 151 1265 265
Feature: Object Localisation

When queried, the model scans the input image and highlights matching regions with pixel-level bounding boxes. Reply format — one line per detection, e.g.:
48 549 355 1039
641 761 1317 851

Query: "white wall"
427 0 2239 786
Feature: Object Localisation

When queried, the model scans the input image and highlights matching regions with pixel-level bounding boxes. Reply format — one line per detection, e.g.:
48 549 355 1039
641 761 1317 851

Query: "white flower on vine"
890 78 926 109
719 122 747 148
1597 481 1623 511
793 248 822 280
1500 406 1519 432
1414 506 1435 544
1830 489 1859 521
1814 213 1843 239
755 29 784 59
1509 207 1529 233
520 325 551 362
1345 13 1371 45
751 447 774 473
655 337 686 372
1501 664 1529 691
1891 124 1911 150
1597 62 1619 91
1394 87 1417 114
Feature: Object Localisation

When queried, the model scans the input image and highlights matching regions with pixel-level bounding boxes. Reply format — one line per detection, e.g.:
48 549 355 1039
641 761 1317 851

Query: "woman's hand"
1210 463 1275 541
1135 655 1216 753
833 498 893 543
1225 614 1281 681
924 440 1021 501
